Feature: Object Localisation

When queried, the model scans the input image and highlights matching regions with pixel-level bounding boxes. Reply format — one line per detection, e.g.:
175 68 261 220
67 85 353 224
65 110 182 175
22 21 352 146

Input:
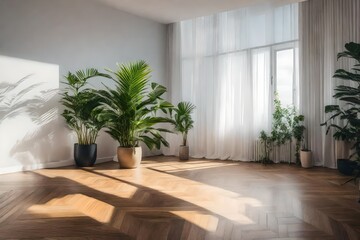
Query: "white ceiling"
95 0 304 24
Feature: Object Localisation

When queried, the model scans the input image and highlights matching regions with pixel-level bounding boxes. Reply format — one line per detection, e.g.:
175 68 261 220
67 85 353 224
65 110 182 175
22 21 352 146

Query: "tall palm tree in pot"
97 60 173 168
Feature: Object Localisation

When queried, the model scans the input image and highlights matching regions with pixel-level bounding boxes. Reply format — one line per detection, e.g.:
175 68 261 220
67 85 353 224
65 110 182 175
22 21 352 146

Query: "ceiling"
95 0 305 24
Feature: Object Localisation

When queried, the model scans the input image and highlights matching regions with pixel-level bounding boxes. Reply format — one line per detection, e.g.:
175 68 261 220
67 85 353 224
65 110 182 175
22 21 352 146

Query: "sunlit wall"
0 0 167 173
0 56 67 172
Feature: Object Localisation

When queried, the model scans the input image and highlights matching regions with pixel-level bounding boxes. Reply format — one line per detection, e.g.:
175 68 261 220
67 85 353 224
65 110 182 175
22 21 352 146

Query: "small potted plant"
61 69 106 167
97 60 173 168
300 137 312 168
171 101 195 160
292 114 306 165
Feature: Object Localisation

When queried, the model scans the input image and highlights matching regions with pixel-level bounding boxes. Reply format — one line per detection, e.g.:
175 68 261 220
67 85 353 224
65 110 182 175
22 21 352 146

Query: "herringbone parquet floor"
0 156 360 239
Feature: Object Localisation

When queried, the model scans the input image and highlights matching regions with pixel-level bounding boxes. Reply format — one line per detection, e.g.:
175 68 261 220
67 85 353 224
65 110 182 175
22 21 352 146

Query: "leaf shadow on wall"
0 75 72 170
0 75 41 120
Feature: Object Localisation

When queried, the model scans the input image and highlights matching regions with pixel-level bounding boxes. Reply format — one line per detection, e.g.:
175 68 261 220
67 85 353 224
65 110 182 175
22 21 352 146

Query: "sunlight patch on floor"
26 205 83 218
28 194 115 223
94 168 263 226
35 166 264 227
148 162 239 173
36 169 138 199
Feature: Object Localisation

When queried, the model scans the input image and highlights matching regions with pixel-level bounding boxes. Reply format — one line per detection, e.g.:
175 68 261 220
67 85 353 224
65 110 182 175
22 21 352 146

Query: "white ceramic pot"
300 150 312 168
117 146 142 168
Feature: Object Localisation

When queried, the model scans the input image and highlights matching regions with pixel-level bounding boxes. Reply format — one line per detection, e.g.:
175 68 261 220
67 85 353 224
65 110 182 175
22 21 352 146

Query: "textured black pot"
74 143 97 167
337 159 357 176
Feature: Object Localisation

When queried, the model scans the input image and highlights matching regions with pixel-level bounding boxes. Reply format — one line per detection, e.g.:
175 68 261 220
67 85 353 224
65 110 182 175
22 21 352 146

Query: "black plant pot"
337 159 358 176
74 143 97 167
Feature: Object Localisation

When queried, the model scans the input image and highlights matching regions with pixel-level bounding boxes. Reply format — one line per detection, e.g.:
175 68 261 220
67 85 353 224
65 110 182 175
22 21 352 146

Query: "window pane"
276 49 294 106
252 47 271 132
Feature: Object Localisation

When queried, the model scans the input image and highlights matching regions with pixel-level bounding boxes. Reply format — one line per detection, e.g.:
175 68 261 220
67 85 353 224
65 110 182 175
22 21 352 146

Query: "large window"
167 3 299 160
251 42 299 114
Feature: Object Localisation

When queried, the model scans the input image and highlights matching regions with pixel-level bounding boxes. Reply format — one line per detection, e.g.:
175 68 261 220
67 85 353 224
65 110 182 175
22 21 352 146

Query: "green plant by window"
259 130 274 164
259 93 304 163
171 101 195 146
271 93 294 146
292 114 305 164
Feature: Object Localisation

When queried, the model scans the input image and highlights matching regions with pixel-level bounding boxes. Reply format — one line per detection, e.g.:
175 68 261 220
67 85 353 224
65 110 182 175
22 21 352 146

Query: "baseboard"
0 151 166 175
0 156 114 175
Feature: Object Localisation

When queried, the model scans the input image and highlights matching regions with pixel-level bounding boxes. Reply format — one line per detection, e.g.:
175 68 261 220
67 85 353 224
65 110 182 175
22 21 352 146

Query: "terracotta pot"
74 143 97 167
179 145 189 160
117 147 142 169
300 150 312 168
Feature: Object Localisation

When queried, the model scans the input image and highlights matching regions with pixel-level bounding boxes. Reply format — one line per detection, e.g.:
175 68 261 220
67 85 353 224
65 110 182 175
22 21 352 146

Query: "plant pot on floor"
117 146 142 169
179 145 189 160
300 150 312 168
337 159 358 176
74 143 97 167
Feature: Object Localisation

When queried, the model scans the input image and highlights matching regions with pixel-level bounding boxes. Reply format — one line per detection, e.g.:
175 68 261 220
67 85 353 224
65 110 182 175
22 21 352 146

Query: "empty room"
0 0 360 239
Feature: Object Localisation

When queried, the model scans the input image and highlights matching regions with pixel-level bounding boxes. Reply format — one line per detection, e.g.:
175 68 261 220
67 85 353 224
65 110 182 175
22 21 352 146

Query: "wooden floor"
0 156 360 240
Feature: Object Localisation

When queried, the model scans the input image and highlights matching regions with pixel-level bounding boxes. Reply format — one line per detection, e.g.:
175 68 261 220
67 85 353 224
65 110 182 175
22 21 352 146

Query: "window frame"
270 41 299 109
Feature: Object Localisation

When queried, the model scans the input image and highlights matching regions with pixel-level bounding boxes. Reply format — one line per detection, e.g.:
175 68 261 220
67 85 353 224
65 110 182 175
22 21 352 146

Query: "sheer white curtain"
165 3 298 161
299 0 360 168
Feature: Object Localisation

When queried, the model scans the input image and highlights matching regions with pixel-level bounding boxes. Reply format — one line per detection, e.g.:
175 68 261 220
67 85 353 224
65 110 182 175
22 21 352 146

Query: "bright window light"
276 49 294 106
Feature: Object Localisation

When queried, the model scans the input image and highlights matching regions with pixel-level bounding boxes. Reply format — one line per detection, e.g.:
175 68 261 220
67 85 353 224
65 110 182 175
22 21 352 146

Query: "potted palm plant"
321 42 360 175
171 101 195 160
61 69 106 167
97 60 173 168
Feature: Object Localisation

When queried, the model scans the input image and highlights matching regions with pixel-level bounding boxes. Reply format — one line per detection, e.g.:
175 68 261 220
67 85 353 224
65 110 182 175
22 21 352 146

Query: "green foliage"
321 42 360 159
271 94 294 146
292 114 305 164
259 93 305 164
97 60 173 150
171 101 195 146
61 69 107 145
259 130 274 164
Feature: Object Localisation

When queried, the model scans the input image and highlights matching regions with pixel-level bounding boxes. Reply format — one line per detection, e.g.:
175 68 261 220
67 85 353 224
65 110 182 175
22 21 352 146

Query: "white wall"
0 0 167 173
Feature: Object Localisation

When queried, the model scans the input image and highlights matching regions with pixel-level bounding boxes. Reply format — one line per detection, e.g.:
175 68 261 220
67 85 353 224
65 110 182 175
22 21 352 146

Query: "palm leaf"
170 101 195 146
